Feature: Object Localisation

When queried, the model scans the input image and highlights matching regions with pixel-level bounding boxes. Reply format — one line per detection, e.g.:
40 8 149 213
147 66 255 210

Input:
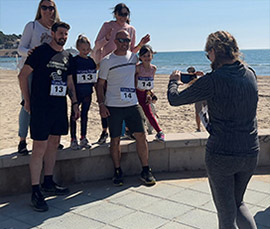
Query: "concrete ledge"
0 129 269 196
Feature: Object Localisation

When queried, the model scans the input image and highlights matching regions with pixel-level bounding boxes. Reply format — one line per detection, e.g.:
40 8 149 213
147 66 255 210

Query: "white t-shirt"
98 51 138 107
18 20 52 69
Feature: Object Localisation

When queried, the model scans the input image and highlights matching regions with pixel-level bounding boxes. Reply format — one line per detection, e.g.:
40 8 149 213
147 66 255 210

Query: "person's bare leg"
30 140 48 185
133 132 148 166
43 135 60 176
110 137 121 168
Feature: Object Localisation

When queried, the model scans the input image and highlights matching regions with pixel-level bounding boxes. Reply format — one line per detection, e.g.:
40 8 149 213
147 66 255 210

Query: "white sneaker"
70 139 81 150
80 138 91 149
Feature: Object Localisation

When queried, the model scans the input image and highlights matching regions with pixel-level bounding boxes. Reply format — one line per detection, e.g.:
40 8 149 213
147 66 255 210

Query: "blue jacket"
167 61 259 156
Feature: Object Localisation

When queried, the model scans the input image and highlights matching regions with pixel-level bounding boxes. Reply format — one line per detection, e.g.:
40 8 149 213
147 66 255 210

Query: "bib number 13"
50 80 67 96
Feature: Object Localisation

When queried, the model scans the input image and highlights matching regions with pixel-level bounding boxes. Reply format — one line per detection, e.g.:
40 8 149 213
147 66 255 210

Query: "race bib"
50 80 67 96
77 73 97 84
120 87 136 102
137 77 154 90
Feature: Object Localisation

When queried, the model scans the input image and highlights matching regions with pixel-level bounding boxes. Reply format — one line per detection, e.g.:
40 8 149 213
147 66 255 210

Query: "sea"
0 49 269 76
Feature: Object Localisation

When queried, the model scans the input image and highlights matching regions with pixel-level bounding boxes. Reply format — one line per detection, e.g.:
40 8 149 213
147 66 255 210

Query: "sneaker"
155 131 165 142
140 168 156 186
98 131 108 144
80 138 91 149
41 181 69 196
31 191 48 212
58 144 64 150
112 169 123 186
125 130 136 140
70 139 81 150
18 140 29 156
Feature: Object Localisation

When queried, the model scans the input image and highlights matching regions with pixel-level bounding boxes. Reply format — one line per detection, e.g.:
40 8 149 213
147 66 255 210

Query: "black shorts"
30 103 68 141
107 105 145 138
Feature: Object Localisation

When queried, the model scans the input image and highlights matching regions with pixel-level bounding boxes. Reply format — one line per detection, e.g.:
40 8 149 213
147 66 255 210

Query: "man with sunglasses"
97 30 156 186
18 21 80 212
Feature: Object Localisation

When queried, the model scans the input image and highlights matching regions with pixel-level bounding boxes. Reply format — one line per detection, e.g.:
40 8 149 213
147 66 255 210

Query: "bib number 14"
120 88 136 101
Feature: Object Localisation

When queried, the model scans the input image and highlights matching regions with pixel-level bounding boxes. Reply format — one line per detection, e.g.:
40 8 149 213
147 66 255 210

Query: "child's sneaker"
80 138 91 149
18 140 29 155
155 131 165 142
98 131 109 144
125 130 136 140
70 139 81 150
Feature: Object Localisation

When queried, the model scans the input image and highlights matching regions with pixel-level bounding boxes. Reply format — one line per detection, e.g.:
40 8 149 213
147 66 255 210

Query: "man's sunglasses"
117 38 131 43
118 12 129 17
41 5 55 11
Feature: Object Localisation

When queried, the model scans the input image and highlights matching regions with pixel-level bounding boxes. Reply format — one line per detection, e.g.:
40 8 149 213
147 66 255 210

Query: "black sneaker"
58 144 64 150
125 130 136 140
98 132 109 144
41 181 69 196
140 168 156 186
18 140 29 156
112 169 123 186
31 191 48 212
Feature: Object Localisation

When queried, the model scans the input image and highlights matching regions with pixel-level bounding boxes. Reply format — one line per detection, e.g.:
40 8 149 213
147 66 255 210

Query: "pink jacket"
92 20 136 63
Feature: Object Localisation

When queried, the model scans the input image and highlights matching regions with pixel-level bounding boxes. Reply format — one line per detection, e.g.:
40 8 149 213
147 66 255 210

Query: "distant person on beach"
136 45 164 141
17 0 62 155
146 94 159 135
186 66 207 132
92 3 150 144
97 30 156 186
168 31 259 229
69 35 97 150
18 22 80 212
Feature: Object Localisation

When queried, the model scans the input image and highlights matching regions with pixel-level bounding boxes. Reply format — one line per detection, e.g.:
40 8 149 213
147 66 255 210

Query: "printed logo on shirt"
40 32 52 44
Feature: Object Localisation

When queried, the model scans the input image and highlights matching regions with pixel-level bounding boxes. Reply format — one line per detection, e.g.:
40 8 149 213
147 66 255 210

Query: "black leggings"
205 151 258 229
70 95 91 139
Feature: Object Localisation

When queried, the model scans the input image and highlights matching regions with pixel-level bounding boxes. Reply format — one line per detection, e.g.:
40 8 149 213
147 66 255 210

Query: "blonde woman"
17 0 60 155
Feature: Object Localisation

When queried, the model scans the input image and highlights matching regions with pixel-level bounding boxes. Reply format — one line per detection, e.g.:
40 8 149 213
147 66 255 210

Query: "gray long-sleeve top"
167 61 259 156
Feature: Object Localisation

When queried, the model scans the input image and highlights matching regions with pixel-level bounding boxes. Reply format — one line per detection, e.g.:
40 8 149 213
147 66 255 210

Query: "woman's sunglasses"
41 5 55 11
118 12 129 17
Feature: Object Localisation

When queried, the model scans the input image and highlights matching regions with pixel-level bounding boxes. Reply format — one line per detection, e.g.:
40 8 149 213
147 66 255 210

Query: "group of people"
17 0 160 212
16 1 260 229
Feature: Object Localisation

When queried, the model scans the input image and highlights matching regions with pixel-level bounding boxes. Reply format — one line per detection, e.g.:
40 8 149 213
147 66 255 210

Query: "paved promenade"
0 171 269 229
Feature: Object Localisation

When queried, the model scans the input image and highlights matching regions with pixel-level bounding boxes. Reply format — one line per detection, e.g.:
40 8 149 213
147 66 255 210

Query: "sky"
0 0 269 52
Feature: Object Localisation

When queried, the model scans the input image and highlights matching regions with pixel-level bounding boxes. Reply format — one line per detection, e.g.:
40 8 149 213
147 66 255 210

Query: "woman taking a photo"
168 31 259 229
17 0 60 155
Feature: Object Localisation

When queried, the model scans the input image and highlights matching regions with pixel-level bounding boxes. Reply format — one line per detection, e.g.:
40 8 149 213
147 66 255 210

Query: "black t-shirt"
25 43 74 109
72 55 97 97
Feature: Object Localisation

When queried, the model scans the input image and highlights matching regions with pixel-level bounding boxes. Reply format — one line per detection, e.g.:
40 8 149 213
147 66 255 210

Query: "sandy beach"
0 69 269 150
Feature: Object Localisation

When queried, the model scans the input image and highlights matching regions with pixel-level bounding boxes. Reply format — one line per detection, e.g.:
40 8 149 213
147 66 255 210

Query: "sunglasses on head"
118 12 129 17
117 38 131 43
206 53 210 59
41 5 55 11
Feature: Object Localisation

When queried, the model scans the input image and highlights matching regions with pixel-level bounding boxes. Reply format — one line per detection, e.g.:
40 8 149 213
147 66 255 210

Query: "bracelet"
72 101 79 106
99 102 104 106
138 44 142 49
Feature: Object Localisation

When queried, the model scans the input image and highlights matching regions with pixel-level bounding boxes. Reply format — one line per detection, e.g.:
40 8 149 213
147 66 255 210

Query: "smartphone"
180 73 197 84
